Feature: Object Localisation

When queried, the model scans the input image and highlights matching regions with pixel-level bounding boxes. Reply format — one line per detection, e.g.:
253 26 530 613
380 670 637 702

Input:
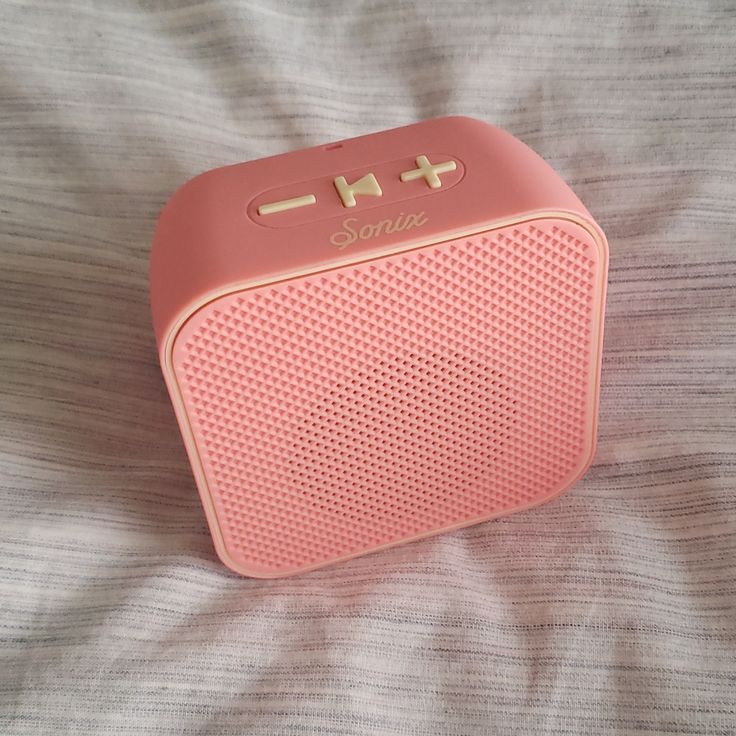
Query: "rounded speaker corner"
214 541 331 579
536 429 600 510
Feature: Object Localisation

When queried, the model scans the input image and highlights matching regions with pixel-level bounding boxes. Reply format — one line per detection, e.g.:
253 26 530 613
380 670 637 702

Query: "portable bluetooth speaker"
150 116 608 578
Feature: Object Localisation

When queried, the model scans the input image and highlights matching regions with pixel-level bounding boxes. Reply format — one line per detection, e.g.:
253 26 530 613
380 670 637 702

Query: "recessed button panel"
248 153 464 228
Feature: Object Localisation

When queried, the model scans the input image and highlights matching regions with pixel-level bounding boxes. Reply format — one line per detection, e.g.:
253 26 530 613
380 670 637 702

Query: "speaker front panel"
168 216 606 576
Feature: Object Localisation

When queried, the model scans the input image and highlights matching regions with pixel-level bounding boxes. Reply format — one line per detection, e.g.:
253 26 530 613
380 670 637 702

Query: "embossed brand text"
329 211 428 250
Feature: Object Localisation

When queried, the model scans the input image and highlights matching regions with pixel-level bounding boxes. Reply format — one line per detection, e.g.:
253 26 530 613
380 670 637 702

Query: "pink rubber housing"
150 116 608 578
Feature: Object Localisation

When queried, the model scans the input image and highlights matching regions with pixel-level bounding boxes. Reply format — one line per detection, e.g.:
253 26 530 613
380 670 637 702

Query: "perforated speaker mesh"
171 218 603 575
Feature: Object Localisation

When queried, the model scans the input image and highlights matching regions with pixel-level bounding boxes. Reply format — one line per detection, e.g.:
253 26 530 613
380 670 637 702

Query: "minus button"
257 194 317 216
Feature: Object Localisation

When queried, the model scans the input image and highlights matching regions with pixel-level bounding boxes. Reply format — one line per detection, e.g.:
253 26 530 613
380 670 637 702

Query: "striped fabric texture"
1 1 735 734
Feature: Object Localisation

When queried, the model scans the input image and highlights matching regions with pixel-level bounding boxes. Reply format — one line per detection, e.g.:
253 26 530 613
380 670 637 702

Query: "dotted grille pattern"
172 219 603 575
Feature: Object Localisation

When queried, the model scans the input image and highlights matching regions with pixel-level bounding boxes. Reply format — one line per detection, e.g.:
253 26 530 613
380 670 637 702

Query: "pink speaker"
150 116 608 578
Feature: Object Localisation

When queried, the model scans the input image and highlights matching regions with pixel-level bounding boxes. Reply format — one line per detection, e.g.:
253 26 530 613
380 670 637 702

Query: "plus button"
400 155 457 189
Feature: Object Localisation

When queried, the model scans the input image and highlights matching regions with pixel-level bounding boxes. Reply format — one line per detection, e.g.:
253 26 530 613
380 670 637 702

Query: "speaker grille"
172 218 603 575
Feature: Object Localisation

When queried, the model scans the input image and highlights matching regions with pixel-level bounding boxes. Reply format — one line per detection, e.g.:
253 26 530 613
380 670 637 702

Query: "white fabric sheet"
1 2 735 733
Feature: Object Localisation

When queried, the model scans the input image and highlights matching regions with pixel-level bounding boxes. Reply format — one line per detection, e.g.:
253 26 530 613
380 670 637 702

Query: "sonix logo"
329 211 428 250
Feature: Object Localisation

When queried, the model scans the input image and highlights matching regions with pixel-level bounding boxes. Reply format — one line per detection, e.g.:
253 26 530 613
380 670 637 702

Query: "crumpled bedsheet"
1 2 735 734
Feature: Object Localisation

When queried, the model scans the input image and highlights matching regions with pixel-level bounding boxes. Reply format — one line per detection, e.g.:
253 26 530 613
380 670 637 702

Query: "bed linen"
1 2 735 733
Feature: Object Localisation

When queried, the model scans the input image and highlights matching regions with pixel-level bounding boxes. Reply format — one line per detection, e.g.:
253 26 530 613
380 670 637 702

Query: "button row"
257 155 457 216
